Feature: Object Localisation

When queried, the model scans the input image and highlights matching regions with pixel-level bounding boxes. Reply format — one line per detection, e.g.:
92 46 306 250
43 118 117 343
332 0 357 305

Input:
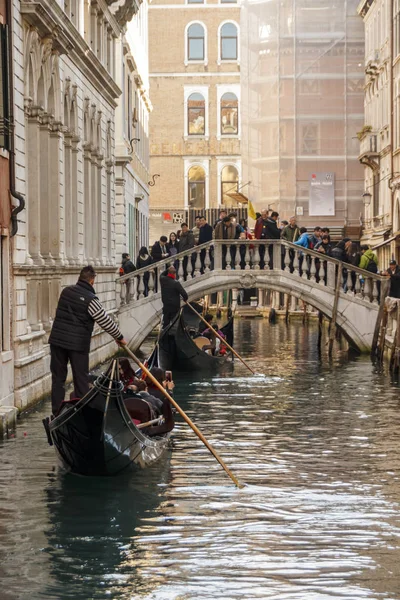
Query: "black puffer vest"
49 280 97 353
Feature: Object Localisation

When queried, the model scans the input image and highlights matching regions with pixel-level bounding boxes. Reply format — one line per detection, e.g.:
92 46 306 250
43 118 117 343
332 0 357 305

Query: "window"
221 165 239 205
188 93 205 135
188 24 205 61
300 123 318 155
221 0 237 3
220 23 238 60
188 166 206 209
188 0 204 3
220 92 238 135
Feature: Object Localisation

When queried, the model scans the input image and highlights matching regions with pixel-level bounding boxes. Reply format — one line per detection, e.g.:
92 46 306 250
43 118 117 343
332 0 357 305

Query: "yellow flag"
248 200 257 221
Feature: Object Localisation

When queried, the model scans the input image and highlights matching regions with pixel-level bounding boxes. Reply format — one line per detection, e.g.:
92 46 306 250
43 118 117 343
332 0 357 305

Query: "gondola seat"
123 395 154 424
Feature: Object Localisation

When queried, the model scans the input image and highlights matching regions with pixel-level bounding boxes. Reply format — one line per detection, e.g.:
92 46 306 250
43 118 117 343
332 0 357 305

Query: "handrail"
116 239 385 285
116 240 214 283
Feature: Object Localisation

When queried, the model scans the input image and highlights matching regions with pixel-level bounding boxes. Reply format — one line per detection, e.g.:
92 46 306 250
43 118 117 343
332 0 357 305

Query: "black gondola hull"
48 372 170 476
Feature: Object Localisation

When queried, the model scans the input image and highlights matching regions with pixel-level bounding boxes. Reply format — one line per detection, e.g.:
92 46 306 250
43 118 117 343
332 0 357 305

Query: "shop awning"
226 192 249 204
372 231 400 250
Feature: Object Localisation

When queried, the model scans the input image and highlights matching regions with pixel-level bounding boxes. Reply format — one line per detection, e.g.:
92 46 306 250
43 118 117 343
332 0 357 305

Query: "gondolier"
160 265 188 328
48 265 127 415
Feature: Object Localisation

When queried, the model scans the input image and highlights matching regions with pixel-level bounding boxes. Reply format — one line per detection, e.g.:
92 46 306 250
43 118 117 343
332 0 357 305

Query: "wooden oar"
123 345 243 489
184 300 257 376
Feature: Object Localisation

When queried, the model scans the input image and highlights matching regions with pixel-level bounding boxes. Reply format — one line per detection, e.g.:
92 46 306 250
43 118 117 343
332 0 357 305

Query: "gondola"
158 305 234 371
43 360 171 476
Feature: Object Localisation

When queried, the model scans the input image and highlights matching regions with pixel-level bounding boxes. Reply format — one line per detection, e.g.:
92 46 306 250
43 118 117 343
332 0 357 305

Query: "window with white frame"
187 23 205 61
220 92 238 135
220 23 238 60
188 166 206 209
188 93 206 135
220 165 239 205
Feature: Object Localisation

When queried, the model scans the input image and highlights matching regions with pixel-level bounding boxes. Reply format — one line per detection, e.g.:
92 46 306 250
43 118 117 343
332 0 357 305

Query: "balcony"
359 132 379 170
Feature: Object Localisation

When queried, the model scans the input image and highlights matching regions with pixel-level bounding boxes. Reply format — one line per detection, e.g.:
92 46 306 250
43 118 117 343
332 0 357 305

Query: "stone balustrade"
116 240 385 308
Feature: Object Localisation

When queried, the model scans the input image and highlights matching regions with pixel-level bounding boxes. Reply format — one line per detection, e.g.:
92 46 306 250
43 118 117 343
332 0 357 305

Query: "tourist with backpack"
359 245 378 273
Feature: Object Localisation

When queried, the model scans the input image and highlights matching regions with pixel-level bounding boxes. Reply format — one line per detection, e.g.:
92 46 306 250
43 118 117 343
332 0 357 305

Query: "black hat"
390 259 397 265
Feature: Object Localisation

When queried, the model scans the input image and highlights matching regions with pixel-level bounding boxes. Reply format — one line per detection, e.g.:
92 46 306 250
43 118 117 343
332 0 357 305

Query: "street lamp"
362 191 372 206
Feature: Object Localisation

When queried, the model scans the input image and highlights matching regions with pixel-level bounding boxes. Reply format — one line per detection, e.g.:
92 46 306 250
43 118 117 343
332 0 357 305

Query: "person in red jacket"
254 209 269 240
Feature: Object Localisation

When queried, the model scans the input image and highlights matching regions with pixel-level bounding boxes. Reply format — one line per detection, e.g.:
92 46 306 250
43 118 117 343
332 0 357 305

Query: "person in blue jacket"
294 227 309 248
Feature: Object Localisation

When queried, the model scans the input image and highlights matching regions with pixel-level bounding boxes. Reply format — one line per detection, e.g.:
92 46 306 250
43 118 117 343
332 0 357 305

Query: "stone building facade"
148 0 242 243
358 0 400 267
0 0 150 421
241 0 365 234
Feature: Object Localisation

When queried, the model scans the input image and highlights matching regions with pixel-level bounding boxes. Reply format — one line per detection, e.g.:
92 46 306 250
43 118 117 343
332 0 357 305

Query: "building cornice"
21 0 122 106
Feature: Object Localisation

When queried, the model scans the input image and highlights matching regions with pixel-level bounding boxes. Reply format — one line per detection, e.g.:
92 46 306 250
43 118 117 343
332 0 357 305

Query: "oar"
184 300 257 376
123 345 243 489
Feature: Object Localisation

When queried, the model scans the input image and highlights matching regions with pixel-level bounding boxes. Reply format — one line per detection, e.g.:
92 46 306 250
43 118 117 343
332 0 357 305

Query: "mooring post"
328 263 342 357
371 278 390 359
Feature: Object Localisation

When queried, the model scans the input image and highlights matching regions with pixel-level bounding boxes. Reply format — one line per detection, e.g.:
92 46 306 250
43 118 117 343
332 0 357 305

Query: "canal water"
1 320 400 600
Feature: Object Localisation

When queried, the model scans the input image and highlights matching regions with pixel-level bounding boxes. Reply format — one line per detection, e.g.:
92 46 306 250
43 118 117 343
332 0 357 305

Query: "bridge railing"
116 240 385 307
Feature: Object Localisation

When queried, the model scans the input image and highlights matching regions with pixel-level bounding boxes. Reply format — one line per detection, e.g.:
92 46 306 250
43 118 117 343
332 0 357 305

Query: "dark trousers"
162 309 179 329
50 345 90 415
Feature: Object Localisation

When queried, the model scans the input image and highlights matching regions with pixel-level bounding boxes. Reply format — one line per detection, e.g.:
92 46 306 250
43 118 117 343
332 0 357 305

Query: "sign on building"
309 172 335 216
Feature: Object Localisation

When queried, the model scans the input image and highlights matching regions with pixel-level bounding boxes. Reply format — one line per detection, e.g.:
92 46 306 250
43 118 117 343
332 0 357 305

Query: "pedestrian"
160 265 188 328
254 209 269 240
214 209 228 229
383 260 400 298
151 235 169 262
359 245 378 272
178 223 195 280
308 226 322 250
294 227 309 248
215 216 236 268
192 216 201 245
281 216 300 243
315 234 333 256
168 232 179 257
120 253 136 276
228 213 244 239
331 238 351 262
48 265 127 415
198 215 213 272
136 246 153 296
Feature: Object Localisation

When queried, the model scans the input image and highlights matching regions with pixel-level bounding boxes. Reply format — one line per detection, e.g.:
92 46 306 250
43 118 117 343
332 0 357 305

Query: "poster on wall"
309 172 335 216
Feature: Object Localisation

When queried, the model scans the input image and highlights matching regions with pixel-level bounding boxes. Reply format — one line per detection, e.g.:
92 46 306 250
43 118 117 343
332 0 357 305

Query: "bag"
366 259 378 273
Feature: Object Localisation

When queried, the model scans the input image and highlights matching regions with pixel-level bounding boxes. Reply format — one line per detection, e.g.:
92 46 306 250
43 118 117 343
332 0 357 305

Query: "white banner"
309 172 335 217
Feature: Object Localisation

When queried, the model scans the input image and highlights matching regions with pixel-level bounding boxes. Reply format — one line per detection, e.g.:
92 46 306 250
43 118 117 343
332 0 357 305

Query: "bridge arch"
118 270 379 353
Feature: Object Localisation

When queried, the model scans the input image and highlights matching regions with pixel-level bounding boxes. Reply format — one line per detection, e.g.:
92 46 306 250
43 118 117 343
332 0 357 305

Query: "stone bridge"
116 240 385 353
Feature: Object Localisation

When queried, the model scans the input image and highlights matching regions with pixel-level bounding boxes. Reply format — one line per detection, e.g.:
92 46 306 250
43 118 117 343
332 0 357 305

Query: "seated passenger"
119 358 137 391
134 379 163 417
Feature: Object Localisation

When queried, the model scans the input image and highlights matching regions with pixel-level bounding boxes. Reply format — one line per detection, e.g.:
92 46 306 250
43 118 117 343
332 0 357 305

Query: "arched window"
187 23 205 61
221 92 238 135
188 166 206 208
188 93 205 135
220 23 238 60
221 165 239 205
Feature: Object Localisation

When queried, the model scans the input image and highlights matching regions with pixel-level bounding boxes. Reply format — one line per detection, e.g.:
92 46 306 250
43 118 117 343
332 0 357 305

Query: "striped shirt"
87 298 123 340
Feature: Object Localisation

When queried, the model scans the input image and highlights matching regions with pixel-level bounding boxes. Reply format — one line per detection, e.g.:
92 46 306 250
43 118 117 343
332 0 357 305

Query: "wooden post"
378 306 388 363
285 294 290 324
328 263 343 357
371 278 390 359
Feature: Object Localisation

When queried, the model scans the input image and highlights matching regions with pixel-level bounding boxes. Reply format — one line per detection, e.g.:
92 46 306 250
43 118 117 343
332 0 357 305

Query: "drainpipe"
5 0 25 237
389 0 394 233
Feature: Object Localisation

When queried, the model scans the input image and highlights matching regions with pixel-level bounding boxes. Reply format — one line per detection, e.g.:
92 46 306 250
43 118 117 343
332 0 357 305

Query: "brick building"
148 0 242 243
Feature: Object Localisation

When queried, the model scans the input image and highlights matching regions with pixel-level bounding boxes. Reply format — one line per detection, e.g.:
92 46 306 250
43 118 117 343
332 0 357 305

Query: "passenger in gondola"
118 358 137 390
160 265 188 328
144 367 175 435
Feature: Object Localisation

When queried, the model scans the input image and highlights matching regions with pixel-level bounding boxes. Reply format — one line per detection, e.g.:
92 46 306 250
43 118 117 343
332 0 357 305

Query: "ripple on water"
0 320 400 599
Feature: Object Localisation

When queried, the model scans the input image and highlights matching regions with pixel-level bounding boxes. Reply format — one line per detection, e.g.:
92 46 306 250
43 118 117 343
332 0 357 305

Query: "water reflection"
0 320 399 599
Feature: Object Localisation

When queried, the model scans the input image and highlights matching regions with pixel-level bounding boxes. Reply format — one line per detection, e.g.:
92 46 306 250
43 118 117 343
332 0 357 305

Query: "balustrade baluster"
234 244 241 270
132 275 138 301
193 249 201 277
293 250 300 276
372 279 379 305
177 258 183 280
354 271 361 296
309 256 316 282
319 261 326 286
302 254 309 279
264 244 270 270
284 246 290 272
119 280 126 306
204 248 211 273
253 244 260 270
245 244 251 270
364 276 371 301
148 270 155 296
137 274 145 299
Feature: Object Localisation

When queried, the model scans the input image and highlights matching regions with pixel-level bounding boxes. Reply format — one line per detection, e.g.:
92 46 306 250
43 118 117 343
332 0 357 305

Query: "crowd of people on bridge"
119 209 400 299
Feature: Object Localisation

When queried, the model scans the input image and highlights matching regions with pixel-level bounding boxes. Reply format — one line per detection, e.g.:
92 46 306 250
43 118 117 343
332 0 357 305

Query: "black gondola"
158 306 234 371
43 360 171 476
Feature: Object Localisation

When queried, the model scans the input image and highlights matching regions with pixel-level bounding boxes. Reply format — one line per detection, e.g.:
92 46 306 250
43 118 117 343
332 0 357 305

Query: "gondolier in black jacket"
49 265 127 415
160 266 188 328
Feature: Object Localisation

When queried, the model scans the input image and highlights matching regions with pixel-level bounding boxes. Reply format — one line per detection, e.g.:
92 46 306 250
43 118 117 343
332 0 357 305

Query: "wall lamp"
362 191 372 207
128 138 140 153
